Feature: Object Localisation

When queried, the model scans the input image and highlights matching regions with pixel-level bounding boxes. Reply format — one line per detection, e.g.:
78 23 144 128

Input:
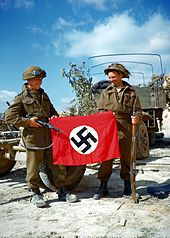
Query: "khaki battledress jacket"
5 84 59 147
5 84 65 189
97 80 142 181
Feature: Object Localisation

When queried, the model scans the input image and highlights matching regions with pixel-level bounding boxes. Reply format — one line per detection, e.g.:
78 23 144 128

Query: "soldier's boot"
93 181 109 200
58 187 79 203
124 180 132 196
30 188 46 208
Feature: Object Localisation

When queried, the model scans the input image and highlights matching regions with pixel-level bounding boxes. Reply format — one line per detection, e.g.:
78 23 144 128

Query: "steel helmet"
104 63 130 78
22 66 46 80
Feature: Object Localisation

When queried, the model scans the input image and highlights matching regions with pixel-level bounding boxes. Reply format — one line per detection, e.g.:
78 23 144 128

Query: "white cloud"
68 0 121 11
60 97 72 104
32 42 50 57
68 0 107 10
0 90 17 103
31 26 50 36
52 17 75 31
56 97 74 112
0 90 17 112
61 13 170 57
52 13 170 76
52 17 93 32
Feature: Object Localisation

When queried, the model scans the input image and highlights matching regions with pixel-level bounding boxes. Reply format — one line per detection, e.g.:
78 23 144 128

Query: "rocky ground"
0 110 170 238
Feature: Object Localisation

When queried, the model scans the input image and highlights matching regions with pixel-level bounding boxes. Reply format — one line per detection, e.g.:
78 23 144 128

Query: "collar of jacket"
106 80 133 92
22 83 44 94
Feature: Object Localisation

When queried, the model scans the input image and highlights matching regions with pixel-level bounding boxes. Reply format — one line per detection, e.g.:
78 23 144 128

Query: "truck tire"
39 161 86 191
136 121 149 160
0 150 16 176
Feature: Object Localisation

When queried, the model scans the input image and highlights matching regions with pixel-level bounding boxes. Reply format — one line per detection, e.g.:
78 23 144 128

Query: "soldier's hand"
51 116 58 119
131 115 140 125
28 117 42 128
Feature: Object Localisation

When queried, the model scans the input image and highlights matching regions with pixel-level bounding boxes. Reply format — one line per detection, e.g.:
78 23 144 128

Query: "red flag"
49 111 120 165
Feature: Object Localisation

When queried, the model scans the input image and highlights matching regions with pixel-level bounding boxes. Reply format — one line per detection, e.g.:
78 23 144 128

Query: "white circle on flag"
69 125 99 154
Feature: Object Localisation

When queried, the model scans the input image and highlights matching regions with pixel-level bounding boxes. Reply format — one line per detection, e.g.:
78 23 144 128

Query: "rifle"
6 103 65 149
130 121 138 202
22 116 65 150
130 97 139 203
36 119 65 134
25 114 65 134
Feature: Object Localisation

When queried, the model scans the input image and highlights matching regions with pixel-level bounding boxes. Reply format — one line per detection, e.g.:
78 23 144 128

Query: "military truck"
0 116 20 176
89 53 169 159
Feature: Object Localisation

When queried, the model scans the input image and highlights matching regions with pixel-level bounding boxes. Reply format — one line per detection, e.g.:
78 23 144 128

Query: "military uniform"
93 63 142 199
5 66 67 193
5 83 66 190
5 66 79 206
97 80 142 181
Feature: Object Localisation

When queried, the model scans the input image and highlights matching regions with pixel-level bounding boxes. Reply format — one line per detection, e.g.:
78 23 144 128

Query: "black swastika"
70 126 97 153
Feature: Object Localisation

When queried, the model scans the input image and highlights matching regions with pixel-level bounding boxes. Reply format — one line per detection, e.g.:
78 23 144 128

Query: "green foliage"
61 62 97 116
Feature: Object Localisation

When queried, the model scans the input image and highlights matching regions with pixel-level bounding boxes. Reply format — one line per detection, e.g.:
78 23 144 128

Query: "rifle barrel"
130 123 138 203
36 120 65 134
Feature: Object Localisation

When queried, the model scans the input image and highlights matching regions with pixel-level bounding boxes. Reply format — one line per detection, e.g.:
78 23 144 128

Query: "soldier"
5 66 79 207
93 63 142 199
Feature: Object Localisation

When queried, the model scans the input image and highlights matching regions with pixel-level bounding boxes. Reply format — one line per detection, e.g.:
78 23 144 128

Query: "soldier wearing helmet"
22 66 47 80
5 66 79 207
93 63 142 200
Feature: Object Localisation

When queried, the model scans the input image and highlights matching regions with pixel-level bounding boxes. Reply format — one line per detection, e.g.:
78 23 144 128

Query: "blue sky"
0 0 170 113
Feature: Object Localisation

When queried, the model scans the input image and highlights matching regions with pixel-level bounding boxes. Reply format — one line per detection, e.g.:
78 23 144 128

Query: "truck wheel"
136 121 149 160
0 150 16 176
39 161 86 191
